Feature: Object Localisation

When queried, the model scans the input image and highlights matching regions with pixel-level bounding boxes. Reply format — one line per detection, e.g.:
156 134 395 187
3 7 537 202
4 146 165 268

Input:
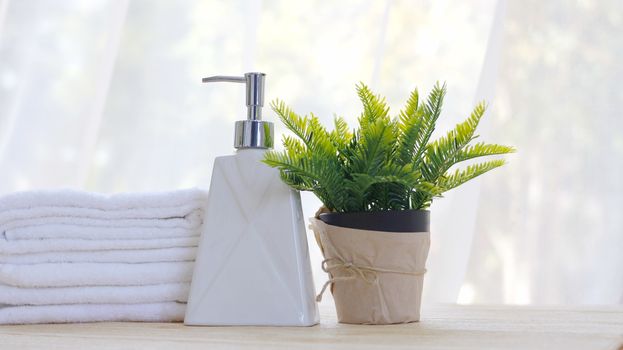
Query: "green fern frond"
402 88 419 118
264 151 314 191
307 112 336 156
264 83 514 212
410 83 446 167
438 159 507 191
347 174 408 211
344 174 398 211
271 100 335 157
282 136 306 158
351 119 396 175
456 142 516 163
422 100 486 182
270 99 309 146
348 173 416 193
330 115 353 149
356 83 391 129
410 180 446 209
397 88 422 165
264 150 347 210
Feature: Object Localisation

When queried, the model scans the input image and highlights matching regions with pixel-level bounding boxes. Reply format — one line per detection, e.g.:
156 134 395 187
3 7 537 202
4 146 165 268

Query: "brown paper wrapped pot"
310 214 430 325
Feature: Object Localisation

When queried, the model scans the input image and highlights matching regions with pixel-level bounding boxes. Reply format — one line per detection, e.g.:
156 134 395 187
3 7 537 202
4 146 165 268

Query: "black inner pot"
318 210 430 233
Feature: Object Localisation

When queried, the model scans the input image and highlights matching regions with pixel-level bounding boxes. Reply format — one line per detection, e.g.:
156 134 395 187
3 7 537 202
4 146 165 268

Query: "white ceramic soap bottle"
185 72 319 326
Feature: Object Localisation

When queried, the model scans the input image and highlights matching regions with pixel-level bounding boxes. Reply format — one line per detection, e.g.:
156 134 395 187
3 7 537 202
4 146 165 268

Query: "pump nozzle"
202 72 273 149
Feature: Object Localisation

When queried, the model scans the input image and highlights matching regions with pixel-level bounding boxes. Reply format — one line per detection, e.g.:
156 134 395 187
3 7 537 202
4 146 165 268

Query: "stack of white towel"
0 189 207 324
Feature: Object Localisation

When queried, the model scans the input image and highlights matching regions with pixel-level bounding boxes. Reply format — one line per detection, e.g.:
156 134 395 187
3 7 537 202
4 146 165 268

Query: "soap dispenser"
185 72 319 326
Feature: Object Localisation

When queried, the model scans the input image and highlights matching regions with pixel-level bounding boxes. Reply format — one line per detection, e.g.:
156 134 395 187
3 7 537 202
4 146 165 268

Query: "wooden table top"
1 303 622 350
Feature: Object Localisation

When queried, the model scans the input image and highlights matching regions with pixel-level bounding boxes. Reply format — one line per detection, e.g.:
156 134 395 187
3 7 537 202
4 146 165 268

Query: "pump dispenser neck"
202 72 274 149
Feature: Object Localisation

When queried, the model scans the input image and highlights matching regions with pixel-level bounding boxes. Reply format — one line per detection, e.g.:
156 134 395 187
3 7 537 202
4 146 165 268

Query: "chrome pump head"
202 72 274 149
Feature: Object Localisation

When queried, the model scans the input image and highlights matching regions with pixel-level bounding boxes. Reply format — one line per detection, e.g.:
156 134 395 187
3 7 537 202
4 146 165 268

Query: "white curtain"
0 0 621 305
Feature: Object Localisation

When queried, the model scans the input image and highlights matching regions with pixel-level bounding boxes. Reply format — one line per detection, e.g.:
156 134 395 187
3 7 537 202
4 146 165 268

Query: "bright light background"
0 0 621 305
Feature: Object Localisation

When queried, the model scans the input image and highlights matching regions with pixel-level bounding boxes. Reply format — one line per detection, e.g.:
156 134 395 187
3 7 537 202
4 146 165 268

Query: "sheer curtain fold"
426 0 508 304
465 0 623 304
0 0 620 305
0 0 131 191
76 0 129 185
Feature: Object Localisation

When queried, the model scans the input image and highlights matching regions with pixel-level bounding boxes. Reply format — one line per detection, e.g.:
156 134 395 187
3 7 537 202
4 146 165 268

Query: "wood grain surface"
1 303 621 350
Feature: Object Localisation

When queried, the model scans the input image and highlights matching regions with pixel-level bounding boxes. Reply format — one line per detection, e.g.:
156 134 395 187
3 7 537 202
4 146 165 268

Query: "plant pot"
310 209 430 325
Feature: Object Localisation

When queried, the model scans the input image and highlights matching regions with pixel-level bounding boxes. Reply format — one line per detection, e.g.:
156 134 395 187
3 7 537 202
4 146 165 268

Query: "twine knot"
315 257 427 302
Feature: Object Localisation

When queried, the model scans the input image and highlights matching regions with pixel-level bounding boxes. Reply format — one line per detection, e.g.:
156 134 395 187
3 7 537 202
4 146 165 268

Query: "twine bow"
315 257 427 302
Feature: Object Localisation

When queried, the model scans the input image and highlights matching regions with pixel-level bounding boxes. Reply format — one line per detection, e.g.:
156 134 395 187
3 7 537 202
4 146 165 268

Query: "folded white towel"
1 212 202 232
0 204 202 223
0 188 207 212
0 302 186 324
0 247 197 264
0 188 207 230
4 225 200 241
0 282 190 306
0 188 205 325
0 236 199 254
0 262 194 287
0 209 203 241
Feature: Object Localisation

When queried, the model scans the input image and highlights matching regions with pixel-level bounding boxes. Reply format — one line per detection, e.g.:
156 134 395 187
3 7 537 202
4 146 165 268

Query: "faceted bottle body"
185 149 319 326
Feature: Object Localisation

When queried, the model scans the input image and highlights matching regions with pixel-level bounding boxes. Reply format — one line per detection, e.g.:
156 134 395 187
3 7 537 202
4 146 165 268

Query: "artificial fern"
263 83 515 212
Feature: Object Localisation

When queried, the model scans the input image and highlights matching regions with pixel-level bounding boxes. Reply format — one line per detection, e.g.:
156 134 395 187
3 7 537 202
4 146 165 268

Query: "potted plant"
263 82 515 324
